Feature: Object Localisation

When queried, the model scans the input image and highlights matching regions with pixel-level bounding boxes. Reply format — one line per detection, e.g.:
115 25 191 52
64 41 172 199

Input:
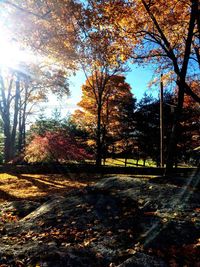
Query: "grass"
93 158 193 168
104 158 156 167
0 162 195 203
0 171 161 204
0 172 99 203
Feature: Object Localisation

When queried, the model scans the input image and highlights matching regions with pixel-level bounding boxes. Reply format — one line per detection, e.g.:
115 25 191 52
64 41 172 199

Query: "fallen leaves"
0 175 200 266
0 173 92 202
0 212 19 223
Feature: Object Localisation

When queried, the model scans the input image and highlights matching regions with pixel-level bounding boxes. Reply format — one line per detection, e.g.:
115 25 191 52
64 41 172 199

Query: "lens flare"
0 27 37 69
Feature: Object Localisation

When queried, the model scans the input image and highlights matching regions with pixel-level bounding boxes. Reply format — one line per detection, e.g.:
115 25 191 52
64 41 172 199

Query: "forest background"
0 0 199 174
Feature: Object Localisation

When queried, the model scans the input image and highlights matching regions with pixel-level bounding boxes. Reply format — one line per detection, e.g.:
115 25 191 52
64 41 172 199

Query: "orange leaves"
0 212 19 224
73 74 134 151
4 0 79 67
88 0 196 69
83 237 97 247
183 80 200 108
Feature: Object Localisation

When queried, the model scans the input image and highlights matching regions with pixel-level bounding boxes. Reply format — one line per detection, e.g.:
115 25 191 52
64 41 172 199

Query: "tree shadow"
4 173 87 201
150 170 200 190
21 175 71 188
0 188 20 201
17 174 60 191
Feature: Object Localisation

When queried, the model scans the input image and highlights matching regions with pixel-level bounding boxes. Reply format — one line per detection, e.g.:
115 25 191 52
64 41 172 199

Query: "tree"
28 110 65 137
73 75 136 164
0 0 77 163
24 130 92 164
1 0 125 166
135 91 199 167
135 93 172 166
1 0 79 69
0 62 70 163
0 68 21 162
4 0 199 171
27 110 92 153
73 69 128 167
178 88 200 165
1 0 129 166
73 0 130 166
85 0 200 173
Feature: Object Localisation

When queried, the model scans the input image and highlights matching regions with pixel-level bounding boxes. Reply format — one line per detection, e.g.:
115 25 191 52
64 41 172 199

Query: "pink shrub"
25 131 92 163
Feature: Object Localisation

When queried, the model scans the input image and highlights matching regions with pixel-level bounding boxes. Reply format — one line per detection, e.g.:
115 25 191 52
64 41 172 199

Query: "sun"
0 38 20 67
0 26 38 69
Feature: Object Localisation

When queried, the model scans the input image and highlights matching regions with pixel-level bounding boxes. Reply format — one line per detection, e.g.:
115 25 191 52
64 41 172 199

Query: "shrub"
24 131 93 163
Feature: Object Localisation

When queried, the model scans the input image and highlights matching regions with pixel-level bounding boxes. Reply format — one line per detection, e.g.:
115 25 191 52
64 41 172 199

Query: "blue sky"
66 65 159 111
45 64 159 118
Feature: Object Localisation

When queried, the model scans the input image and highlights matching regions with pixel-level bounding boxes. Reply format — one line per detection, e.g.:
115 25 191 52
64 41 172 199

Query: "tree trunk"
165 80 185 175
4 126 12 163
143 159 146 166
96 104 102 166
10 78 20 159
18 84 27 152
18 102 22 152
3 105 13 163
125 157 127 167
18 112 26 153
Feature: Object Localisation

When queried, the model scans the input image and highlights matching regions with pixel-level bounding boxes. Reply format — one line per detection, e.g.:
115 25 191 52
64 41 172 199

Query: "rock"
0 175 200 266
0 200 40 218
117 252 167 267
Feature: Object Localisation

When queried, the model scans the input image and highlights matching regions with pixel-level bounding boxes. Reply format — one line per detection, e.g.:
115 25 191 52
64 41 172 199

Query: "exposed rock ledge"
0 174 199 266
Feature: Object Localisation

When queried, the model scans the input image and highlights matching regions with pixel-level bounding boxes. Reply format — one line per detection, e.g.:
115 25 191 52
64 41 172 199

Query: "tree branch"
3 0 51 19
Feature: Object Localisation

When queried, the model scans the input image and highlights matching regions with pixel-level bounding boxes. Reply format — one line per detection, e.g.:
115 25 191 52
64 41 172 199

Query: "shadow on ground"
0 172 200 266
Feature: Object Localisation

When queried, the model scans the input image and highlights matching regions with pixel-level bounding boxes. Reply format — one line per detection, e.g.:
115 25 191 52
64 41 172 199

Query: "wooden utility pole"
160 74 164 167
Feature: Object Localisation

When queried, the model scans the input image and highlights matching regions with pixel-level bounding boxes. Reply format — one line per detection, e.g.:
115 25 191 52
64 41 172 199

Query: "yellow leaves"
126 248 137 255
94 0 193 65
194 238 200 248
148 70 175 89
87 140 95 146
83 237 97 247
107 230 113 236
148 77 159 88
5 0 78 68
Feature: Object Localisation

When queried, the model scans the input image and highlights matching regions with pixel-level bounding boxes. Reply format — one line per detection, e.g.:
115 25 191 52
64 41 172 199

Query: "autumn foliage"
73 75 136 161
24 131 92 163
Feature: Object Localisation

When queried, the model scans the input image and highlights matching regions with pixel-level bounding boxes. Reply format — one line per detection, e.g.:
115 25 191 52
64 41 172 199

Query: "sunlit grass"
0 173 94 203
91 158 192 167
104 158 156 167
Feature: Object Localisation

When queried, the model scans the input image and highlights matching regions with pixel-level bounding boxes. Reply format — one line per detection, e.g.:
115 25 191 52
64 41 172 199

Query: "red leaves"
25 131 92 163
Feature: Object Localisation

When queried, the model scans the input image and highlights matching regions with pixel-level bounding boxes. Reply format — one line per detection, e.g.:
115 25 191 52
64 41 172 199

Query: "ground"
0 172 97 203
0 170 199 266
